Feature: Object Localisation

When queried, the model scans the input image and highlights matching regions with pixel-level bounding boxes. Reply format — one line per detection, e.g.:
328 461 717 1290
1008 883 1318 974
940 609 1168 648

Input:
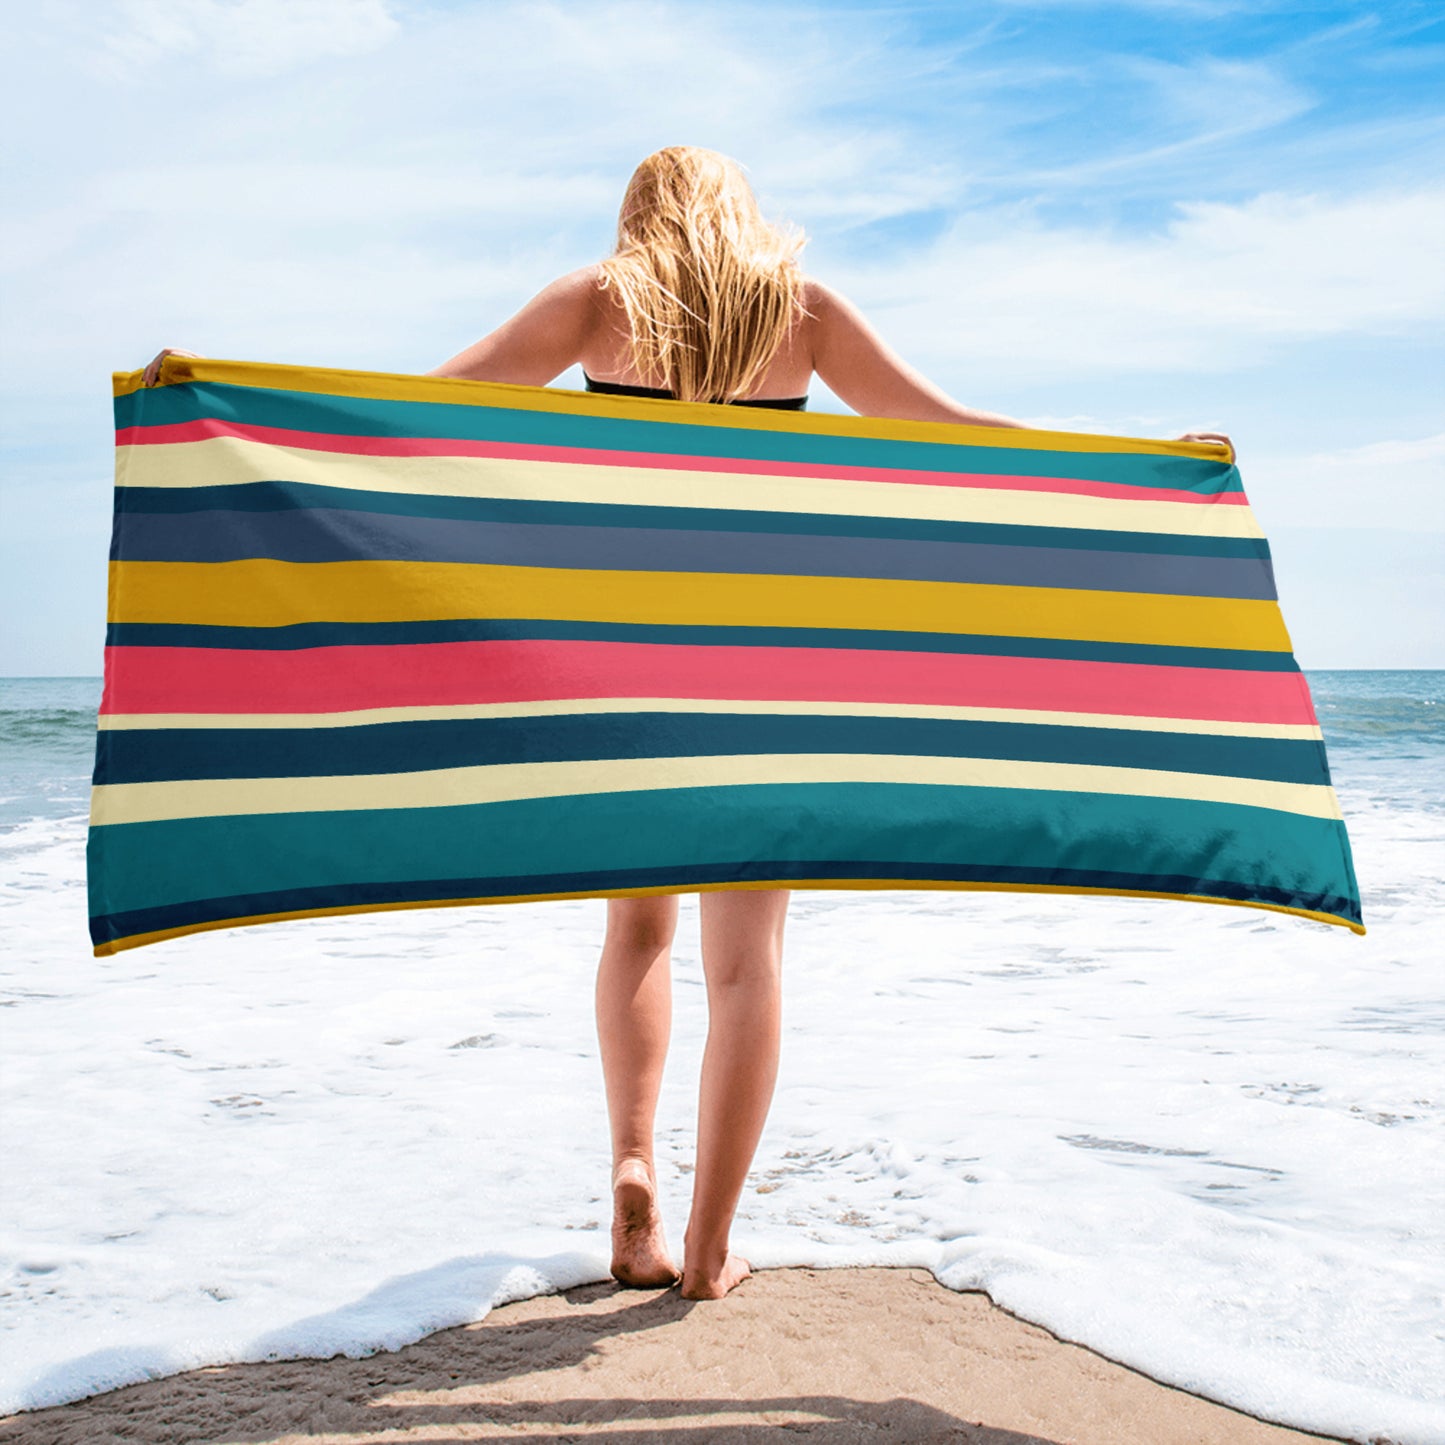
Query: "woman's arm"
806 278 1233 454
138 267 598 392
806 279 1028 428
426 265 601 384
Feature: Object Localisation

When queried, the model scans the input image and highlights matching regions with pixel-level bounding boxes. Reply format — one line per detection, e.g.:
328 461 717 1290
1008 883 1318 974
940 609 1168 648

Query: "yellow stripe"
91 878 1362 957
96 698 1325 741
108 558 1292 651
115 357 1236 464
118 436 1261 539
89 751 1342 828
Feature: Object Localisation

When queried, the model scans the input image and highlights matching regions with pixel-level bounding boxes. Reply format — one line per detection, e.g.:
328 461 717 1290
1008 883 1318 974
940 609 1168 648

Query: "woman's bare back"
578 267 816 403
429 263 1034 429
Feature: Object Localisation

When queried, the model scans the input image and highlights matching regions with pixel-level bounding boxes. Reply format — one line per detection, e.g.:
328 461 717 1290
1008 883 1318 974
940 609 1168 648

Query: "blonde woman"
141 144 1230 1302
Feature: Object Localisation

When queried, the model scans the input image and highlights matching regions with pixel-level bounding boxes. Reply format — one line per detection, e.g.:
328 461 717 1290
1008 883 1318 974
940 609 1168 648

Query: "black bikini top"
583 371 807 410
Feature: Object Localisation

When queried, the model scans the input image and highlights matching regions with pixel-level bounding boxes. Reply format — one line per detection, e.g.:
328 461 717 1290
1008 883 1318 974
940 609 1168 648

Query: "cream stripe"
96 697 1324 741
118 436 1264 540
90 751 1341 828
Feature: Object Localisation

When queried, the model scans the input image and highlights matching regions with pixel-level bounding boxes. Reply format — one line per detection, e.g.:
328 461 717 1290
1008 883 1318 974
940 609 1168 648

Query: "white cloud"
1012 412 1174 434
73 0 400 79
1246 434 1445 535
1312 434 1445 468
825 187 1445 381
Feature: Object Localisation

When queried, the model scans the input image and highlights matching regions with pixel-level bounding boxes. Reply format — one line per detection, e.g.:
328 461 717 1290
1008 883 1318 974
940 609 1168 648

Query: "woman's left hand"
1176 430 1234 454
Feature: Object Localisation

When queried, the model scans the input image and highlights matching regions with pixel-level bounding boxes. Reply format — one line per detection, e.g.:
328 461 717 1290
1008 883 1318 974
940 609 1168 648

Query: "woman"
143 145 1230 1302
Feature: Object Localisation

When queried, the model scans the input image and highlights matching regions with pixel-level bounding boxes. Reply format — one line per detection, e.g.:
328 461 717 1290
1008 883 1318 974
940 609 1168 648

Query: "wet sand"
0 1265 1351 1443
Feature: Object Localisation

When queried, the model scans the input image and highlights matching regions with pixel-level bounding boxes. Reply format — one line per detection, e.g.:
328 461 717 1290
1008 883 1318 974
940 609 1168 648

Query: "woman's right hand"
142 347 201 387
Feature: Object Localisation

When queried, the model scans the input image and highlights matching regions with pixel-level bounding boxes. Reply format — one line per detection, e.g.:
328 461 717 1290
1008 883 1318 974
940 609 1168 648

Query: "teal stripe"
97 712 1327 786
102 617 1301 670
87 782 1357 921
115 382 1244 494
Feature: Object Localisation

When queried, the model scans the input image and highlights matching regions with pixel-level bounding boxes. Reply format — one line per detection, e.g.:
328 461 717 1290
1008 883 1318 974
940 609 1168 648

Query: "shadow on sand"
1 1267 1069 1444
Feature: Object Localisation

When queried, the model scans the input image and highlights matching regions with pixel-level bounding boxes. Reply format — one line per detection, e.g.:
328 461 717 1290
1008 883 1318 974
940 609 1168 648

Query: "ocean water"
2 671 1442 1443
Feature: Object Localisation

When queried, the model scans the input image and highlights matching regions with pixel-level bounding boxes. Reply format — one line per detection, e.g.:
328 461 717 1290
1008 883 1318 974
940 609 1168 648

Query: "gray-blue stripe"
114 507 1278 600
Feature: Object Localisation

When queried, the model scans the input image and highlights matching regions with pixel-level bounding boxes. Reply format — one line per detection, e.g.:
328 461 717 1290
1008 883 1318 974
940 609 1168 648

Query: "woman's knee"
701 945 783 994
698 888 789 989
604 894 680 954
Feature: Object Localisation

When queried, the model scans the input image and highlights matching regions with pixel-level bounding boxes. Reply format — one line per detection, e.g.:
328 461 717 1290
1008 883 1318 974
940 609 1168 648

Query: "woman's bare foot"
680 1248 752 1300
610 1159 680 1288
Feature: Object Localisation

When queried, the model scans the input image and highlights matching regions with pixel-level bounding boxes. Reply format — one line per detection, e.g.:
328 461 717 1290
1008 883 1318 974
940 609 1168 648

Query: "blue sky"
2 0 1442 671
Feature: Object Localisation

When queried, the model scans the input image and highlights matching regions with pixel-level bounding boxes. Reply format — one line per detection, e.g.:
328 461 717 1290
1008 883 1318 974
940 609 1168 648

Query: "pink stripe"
115 418 1246 506
102 640 1316 725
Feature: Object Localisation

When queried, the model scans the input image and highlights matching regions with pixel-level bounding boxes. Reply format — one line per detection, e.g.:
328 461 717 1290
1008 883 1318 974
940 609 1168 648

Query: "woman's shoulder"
797 274 854 317
793 275 862 351
513 264 614 343
535 262 608 301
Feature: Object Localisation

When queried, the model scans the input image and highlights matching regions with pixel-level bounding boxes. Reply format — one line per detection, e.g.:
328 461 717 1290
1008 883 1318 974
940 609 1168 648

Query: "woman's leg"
596 893 681 1286
682 885 789 1299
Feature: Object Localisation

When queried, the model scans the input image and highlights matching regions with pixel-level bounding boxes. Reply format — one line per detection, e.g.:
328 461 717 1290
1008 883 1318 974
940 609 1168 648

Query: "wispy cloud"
1247 434 1445 534
823 186 1445 382
68 0 400 79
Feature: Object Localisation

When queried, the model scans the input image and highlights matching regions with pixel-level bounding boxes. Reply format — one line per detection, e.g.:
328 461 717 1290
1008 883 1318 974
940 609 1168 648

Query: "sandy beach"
0 1266 1350 1443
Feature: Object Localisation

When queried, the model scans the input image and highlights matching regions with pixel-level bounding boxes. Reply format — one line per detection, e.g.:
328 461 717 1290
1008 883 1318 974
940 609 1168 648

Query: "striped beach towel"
88 358 1364 954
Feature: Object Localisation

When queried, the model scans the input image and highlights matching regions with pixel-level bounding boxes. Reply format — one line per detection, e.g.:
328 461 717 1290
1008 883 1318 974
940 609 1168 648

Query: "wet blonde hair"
597 146 808 404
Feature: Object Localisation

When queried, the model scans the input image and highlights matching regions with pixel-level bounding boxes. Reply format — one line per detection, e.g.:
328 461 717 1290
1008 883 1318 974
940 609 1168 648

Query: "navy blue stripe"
109 507 1278 601
116 381 1244 493
102 617 1302 671
88 860 1360 948
94 712 1327 787
114 482 1271 559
